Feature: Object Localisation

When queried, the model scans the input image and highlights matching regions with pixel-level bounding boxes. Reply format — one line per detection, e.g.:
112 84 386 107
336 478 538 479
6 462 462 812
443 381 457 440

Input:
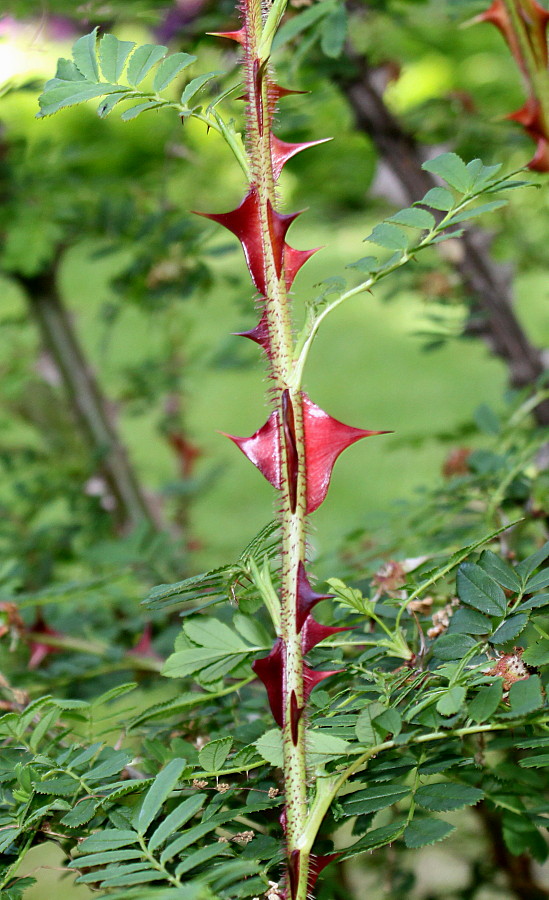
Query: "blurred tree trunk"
476 801 549 900
17 265 159 533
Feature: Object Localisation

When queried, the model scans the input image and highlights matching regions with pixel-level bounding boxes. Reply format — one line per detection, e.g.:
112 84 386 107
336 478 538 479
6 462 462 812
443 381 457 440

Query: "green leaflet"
153 53 197 92
490 614 529 645
436 685 466 716
148 794 207 853
404 817 455 848
162 615 269 684
522 639 549 667
134 758 187 835
72 28 101 81
418 187 455 210
422 152 473 193
181 73 222 107
507 676 544 716
478 550 522 592
126 44 168 86
341 819 407 857
343 783 411 816
457 562 507 616
468 680 503 723
198 737 233 772
387 206 436 230
99 34 136 82
414 783 484 812
175 842 232 877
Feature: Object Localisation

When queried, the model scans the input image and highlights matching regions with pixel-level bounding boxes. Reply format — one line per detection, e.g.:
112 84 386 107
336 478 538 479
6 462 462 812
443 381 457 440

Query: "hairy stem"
243 2 309 894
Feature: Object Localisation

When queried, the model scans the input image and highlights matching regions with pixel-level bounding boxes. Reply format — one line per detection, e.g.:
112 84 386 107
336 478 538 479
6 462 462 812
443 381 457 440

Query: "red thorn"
303 663 339 703
282 390 299 513
252 638 285 726
284 245 320 290
28 618 64 669
296 561 334 633
128 624 162 662
196 188 304 291
475 0 549 70
207 27 246 45
271 134 331 179
222 410 281 490
268 203 303 279
506 97 544 133
302 393 390 513
506 98 549 171
290 690 303 745
309 853 341 891
288 850 300 900
195 188 267 294
301 618 351 655
233 311 272 355
528 136 549 171
270 84 308 101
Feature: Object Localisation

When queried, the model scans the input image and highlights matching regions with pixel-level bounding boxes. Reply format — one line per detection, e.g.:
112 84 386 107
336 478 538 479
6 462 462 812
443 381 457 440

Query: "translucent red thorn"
224 393 389 513
296 561 334 633
268 202 304 279
308 853 341 891
288 850 301 900
195 189 267 294
252 638 285 726
197 189 306 293
475 0 549 70
222 410 281 490
506 98 549 171
271 134 332 179
270 84 308 101
301 617 351 655
528 136 549 171
302 394 390 514
284 245 320 291
233 311 271 355
303 663 339 702
207 27 246 45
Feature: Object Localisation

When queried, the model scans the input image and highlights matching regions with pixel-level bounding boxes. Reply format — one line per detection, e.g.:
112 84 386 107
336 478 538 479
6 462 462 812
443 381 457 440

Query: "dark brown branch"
17 265 159 533
332 46 549 426
476 801 549 900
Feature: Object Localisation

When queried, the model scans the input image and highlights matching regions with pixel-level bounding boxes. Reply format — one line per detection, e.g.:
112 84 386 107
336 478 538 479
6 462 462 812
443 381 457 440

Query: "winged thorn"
252 638 285 726
221 410 281 490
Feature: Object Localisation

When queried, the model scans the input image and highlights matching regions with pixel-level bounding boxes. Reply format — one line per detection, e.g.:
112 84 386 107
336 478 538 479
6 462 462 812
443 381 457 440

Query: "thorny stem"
501 0 549 132
243 1 309 895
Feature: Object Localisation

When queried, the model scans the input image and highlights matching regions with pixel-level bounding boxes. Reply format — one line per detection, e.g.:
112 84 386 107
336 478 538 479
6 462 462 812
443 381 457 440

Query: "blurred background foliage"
0 0 548 898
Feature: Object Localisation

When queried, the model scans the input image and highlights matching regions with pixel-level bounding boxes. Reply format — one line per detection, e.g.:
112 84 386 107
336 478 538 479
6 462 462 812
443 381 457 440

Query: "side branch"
332 43 549 425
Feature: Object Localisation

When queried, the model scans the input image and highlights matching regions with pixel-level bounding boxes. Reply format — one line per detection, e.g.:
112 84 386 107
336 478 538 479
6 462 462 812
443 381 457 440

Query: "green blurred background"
1 0 549 896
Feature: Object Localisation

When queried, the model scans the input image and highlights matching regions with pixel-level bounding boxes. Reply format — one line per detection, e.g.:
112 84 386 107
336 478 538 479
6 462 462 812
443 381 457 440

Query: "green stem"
298 715 549 851
244 3 310 896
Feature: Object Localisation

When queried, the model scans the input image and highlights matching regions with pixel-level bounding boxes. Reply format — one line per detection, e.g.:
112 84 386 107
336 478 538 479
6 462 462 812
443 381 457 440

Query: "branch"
17 264 160 533
331 40 549 426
